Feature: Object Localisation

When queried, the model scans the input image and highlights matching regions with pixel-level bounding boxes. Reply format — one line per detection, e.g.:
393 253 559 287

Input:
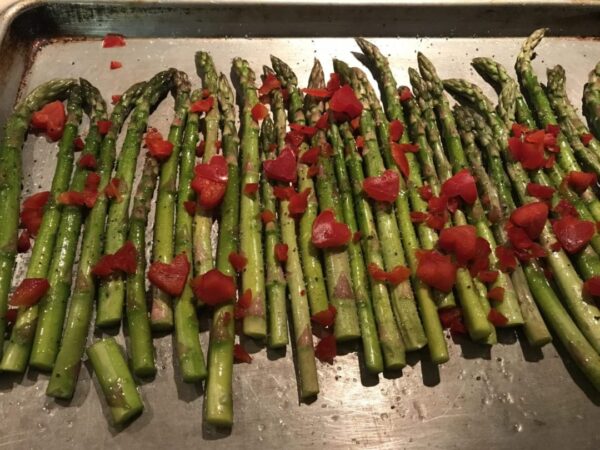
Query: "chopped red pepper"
251 103 269 122
307 164 320 178
507 223 535 250
111 95 122 105
552 215 596 254
488 309 508 327
290 123 318 138
97 120 112 135
327 73 341 94
261 209 276 224
362 170 399 203
273 186 296 201
316 111 330 130
495 246 517 272
263 148 297 183
238 288 253 310
410 211 428 223
386 265 411 286
508 136 546 170
468 237 491 276
438 225 478 266
526 182 555 200
583 276 600 297
395 143 419 154
545 124 560 137
31 100 66 141
77 154 97 170
58 190 98 209
258 73 281 96
102 33 126 48
275 243 288 263
311 305 337 327
147 253 190 296
509 202 548 240
184 200 196 216
233 344 253 364
302 88 330 98
145 128 174 162
288 188 311 218
389 120 404 142
399 87 413 102
196 140 205 157
391 143 409 178
85 172 101 192
22 191 50 210
581 133 594 146
191 155 228 209
441 169 478 205
189 97 214 114
110 60 122 70
285 130 305 149
438 307 462 329
311 210 352 248
352 231 361 243
104 177 122 202
511 123 528 138
243 183 259 196
419 185 433 201
478 270 499 284
415 250 457 293
74 136 85 151
367 263 388 282
17 229 31 253
19 209 43 237
554 199 579 218
487 286 505 302
330 85 363 121
228 252 248 272
315 334 336 364
355 136 365 150
564 171 597 194
9 278 50 307
300 147 320 165
190 268 236 305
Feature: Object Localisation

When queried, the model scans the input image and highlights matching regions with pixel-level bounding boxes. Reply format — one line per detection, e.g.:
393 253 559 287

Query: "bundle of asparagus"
3 29 600 428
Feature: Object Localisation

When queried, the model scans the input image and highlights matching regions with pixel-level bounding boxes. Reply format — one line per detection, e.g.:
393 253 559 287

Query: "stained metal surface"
1 1 600 449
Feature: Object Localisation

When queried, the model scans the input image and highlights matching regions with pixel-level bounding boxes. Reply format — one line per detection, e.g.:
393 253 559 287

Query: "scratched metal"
1 1 600 449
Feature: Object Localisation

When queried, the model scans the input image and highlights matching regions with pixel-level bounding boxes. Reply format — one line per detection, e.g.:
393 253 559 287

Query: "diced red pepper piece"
144 128 174 162
97 120 112 135
315 334 336 364
92 241 136 277
419 185 433 201
545 124 560 137
273 186 296 201
191 155 229 209
386 265 411 286
147 253 190 296
275 243 288 263
441 169 477 205
243 183 259 196
488 309 508 326
564 171 597 194
307 164 320 178
9 278 50 307
311 210 352 248
468 237 491 276
302 88 330 98
102 33 126 48
111 95 122 105
190 268 236 305
583 276 600 297
355 136 365 150
389 120 404 142
552 215 596 254
495 246 517 272
78 154 97 170
410 211 429 223
17 229 31 253
196 140 206 157
510 202 548 240
285 130 305 149
258 73 281 96
290 123 317 138
104 178 122 202
316 111 330 130
261 209 276 224
228 252 248 272
251 103 269 122
507 223 535 250
327 73 341 94
398 87 413 102
288 188 311 218
525 129 545 144
438 225 478 265
415 250 457 293
395 143 419 154
22 191 50 210
478 270 499 284
300 147 320 165
554 199 579 218
330 85 363 121
184 200 196 216
438 307 462 328
263 148 297 183
233 344 253 364
190 97 215 114
237 288 253 310
110 60 122 70
581 133 594 146
352 231 361 243
367 263 388 282
31 101 66 141
526 182 555 200
58 191 98 209
19 208 43 237
74 136 85 151
362 169 399 203
311 305 337 327
85 172 101 192
487 286 505 302
511 123 528 138
391 143 409 178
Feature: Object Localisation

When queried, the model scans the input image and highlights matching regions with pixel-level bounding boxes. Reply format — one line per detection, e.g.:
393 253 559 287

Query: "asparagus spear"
204 74 241 426
267 89 320 399
96 69 174 328
174 89 206 382
583 62 600 140
546 65 600 164
1 85 83 373
334 60 429 352
125 154 159 377
0 78 76 358
305 60 361 342
46 80 148 399
271 55 330 317
232 58 267 339
87 338 144 425
149 70 191 330
191 52 220 303
516 29 600 222
30 79 107 370
259 113 289 349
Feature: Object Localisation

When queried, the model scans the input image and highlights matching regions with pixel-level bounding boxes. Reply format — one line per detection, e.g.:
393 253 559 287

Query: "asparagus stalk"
268 87 320 399
271 55 330 317
149 70 190 330
204 74 241 426
334 60 429 353
46 80 148 399
516 29 600 222
174 89 206 382
1 85 83 373
338 122 406 369
30 80 107 370
232 58 267 339
125 154 159 377
583 62 600 140
86 338 144 425
96 69 174 328
0 78 76 358
305 60 361 342
191 52 220 304
259 113 289 349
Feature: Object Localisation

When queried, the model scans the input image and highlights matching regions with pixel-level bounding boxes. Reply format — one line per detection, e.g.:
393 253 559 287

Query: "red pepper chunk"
526 182 555 200
102 33 126 47
290 123 317 138
111 95 122 105
410 211 428 223
299 147 320 165
352 231 361 243
17 230 31 253
110 60 122 70
416 250 457 293
288 188 311 218
552 215 596 254
581 133 594 146
74 136 85 151
441 169 477 205
244 183 259 196
438 307 462 329
228 252 248 272
511 123 528 138
148 253 190 296
583 276 600 297
509 202 548 240
367 263 388 282
273 186 296 201
312 210 352 249
77 154 97 170
191 155 228 209
478 270 499 284
9 278 50 307
389 120 404 142
495 246 517 272
399 87 413 102
395 143 419 154
233 344 253 364
261 209 276 224
438 225 478 266
329 85 363 121
488 309 508 327
316 111 330 130
238 289 253 310
487 286 505 302
251 103 269 122
391 143 409 178
190 97 214 114
387 265 411 286
275 243 288 263
311 305 337 327
58 190 98 209
145 129 174 162
564 171 597 194
92 241 136 277
31 101 66 141
22 191 50 210
263 148 297 183
258 73 281 96
362 170 399 203
190 268 236 305
315 334 336 364
419 185 433 201
184 200 196 216
302 88 330 99
97 120 112 135
104 178 122 202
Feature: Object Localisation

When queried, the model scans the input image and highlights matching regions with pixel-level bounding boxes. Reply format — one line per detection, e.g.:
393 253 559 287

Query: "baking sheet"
1 1 600 449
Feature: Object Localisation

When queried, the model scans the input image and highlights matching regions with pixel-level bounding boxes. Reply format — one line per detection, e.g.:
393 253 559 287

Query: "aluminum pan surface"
1 3 600 450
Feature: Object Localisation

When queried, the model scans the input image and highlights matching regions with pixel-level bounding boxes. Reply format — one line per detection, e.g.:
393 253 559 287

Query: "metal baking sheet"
1 1 600 449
